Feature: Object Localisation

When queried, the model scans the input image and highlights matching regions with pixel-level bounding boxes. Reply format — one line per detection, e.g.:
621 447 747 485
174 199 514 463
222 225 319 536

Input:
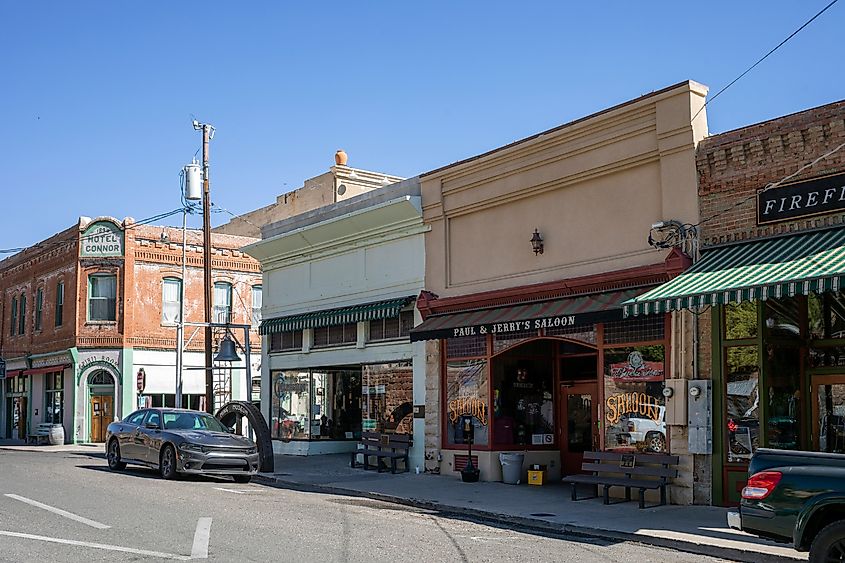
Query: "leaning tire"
107 439 126 471
232 474 252 484
809 520 845 563
215 401 274 473
647 432 667 453
160 445 178 480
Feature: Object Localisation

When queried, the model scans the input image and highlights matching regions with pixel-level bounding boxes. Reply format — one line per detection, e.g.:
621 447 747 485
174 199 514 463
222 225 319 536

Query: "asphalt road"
0 449 731 562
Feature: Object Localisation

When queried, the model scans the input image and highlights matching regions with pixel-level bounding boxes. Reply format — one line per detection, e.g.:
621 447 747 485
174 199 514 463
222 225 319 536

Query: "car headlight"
179 443 203 452
246 447 258 455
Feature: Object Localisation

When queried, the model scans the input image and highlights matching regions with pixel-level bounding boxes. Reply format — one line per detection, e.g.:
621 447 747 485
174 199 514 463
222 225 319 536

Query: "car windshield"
162 412 229 432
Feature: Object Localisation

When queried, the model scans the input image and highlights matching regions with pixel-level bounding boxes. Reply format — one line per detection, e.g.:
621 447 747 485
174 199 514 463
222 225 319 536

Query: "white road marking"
4 494 110 529
191 517 212 559
213 487 245 494
0 530 189 560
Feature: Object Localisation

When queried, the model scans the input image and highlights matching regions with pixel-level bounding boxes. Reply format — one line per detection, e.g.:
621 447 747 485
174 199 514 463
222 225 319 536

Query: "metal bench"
351 432 412 474
562 451 679 509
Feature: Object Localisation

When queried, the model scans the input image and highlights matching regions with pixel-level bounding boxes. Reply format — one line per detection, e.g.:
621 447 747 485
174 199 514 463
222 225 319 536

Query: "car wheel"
107 439 126 471
809 520 845 563
160 445 178 480
232 474 252 484
647 432 666 453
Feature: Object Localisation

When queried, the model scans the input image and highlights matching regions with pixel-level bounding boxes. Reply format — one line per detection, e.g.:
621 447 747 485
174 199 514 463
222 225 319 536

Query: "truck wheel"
809 520 845 563
647 432 666 453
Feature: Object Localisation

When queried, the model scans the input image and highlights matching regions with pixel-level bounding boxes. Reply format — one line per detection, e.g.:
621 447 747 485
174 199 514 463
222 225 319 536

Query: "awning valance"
623 228 845 317
259 296 415 335
410 288 643 342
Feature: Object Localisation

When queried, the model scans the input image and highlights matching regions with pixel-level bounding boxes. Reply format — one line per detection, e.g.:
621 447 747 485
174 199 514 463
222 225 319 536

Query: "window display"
271 371 310 441
603 346 666 453
725 346 759 463
491 340 554 446
445 360 489 446
45 372 64 425
362 362 413 434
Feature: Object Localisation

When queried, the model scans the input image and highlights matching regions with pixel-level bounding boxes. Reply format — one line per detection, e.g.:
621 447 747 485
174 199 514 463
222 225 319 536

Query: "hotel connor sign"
80 220 124 257
758 173 845 224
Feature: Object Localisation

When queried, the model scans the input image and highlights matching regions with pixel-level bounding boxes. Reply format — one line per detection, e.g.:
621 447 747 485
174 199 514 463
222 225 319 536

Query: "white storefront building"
245 179 426 468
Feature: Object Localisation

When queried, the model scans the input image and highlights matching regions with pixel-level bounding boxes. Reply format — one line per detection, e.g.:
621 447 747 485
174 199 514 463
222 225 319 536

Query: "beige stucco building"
410 81 709 504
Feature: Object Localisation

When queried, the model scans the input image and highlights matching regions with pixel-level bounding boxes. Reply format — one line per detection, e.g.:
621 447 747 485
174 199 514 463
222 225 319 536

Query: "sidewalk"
0 440 103 454
258 454 806 563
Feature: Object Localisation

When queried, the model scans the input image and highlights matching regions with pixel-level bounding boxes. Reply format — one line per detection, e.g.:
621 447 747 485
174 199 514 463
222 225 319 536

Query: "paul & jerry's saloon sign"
758 173 845 224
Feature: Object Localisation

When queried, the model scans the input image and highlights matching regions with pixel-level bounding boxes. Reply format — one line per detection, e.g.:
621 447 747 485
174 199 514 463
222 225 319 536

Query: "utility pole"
194 120 215 414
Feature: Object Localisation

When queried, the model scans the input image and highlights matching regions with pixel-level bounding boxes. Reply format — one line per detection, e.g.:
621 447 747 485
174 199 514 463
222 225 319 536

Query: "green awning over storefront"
259 296 415 335
623 228 845 317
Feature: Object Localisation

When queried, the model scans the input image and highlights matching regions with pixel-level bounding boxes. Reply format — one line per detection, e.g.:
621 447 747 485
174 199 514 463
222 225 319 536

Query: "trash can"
499 452 525 484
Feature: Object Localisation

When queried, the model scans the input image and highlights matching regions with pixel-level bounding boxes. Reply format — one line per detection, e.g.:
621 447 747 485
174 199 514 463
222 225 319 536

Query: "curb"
254 474 802 563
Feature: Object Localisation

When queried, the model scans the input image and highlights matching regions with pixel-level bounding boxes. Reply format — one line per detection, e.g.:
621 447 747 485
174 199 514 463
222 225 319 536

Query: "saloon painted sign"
80 221 124 258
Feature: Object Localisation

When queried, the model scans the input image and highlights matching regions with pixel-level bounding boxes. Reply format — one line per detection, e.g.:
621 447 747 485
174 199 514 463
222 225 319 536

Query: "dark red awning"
23 364 70 376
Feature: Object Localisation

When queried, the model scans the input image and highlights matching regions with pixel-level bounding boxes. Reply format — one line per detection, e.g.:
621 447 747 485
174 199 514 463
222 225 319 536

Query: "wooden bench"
27 423 54 445
350 432 412 474
562 451 679 509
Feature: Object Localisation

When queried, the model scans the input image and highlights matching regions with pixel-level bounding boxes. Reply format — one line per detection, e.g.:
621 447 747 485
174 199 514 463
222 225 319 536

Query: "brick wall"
697 101 845 245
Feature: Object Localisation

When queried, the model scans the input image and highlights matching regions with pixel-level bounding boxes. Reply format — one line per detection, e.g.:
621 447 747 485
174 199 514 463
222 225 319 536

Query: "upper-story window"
162 278 182 324
369 310 415 342
35 287 43 331
10 295 17 336
251 285 262 325
18 293 26 335
270 330 302 352
213 282 232 324
88 274 117 321
55 281 64 327
313 323 357 348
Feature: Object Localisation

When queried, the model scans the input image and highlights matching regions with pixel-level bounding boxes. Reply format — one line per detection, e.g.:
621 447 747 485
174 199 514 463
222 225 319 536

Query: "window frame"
55 281 64 327
10 295 17 336
18 292 26 335
161 277 182 325
251 285 262 326
88 273 117 322
213 281 233 324
34 287 43 331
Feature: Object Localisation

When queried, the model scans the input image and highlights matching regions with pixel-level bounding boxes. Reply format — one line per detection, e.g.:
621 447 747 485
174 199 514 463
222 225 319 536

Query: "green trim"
121 348 133 418
711 305 725 506
260 296 414 335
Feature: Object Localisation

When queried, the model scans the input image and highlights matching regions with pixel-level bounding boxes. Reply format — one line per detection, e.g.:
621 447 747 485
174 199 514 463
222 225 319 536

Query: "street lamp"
175 160 203 407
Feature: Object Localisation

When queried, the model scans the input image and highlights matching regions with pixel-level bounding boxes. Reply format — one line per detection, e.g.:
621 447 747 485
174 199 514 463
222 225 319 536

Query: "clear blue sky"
1 2 843 250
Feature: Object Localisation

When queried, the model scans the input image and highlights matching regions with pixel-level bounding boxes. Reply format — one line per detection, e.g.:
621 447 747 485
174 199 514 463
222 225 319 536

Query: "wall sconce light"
530 229 544 255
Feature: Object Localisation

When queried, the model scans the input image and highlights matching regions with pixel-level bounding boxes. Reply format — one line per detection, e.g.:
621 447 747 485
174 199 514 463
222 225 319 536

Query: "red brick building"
1 216 261 443
626 100 845 505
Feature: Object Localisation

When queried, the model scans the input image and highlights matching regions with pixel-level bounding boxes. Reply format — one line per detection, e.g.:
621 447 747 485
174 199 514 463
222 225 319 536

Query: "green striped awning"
259 296 415 335
623 228 845 317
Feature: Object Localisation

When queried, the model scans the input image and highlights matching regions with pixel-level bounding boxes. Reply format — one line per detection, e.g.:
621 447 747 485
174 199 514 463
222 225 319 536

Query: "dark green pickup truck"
728 448 845 562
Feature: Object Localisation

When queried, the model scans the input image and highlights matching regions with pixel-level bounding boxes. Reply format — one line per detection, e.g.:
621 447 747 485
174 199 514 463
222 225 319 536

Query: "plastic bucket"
499 452 525 484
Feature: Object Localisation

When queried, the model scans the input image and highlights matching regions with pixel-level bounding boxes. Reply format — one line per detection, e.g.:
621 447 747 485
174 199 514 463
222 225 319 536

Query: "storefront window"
362 362 413 434
765 345 802 450
818 383 845 454
725 301 758 340
311 370 362 440
45 372 64 425
271 371 310 441
491 340 554 446
445 360 489 446
603 346 667 453
725 346 759 463
604 316 664 344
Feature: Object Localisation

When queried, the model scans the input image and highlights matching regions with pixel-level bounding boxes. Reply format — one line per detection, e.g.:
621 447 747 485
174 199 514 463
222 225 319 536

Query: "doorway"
6 397 27 440
812 375 845 454
89 395 113 443
560 383 598 476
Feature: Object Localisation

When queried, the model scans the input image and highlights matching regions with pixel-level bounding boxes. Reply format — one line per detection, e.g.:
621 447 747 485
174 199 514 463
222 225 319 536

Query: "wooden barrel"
48 424 65 445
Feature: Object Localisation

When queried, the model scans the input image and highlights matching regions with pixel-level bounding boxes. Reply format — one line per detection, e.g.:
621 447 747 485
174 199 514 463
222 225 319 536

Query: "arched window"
162 277 182 324
213 282 232 323
88 370 113 386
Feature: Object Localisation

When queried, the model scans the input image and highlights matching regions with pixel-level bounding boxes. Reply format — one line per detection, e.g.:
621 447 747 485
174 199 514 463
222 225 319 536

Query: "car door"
118 410 147 461
139 410 163 464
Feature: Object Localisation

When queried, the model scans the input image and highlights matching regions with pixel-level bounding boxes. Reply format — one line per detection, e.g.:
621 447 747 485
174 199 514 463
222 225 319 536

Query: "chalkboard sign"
620 454 635 468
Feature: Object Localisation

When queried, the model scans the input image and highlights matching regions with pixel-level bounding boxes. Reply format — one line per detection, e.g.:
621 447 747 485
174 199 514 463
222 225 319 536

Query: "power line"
692 0 839 122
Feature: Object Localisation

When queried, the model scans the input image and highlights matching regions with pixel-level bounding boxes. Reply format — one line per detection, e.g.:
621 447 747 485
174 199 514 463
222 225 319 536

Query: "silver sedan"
105 408 260 483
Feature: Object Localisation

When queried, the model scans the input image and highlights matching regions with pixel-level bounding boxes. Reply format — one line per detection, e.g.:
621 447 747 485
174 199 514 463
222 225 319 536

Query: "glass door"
813 375 845 454
560 383 598 476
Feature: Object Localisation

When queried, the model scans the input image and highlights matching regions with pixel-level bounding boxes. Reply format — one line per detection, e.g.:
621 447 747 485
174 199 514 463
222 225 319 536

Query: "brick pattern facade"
697 101 845 246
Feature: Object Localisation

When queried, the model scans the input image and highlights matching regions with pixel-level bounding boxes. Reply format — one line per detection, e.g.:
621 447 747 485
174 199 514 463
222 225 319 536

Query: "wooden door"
90 395 113 443
560 383 598 476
